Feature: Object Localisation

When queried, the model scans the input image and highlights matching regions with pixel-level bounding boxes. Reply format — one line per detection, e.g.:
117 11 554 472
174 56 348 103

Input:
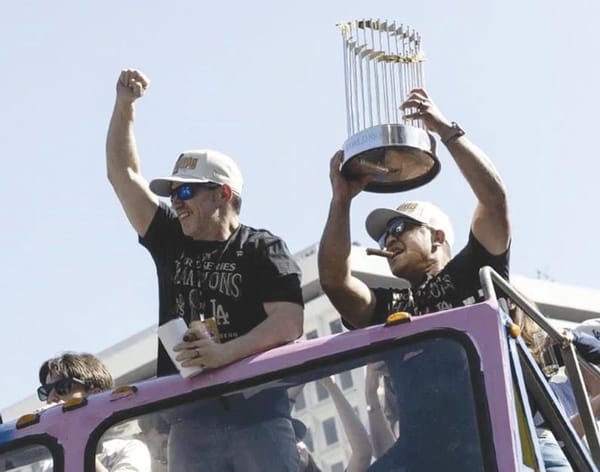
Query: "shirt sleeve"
464 230 511 281
255 236 304 306
340 287 403 330
573 332 600 364
138 201 181 261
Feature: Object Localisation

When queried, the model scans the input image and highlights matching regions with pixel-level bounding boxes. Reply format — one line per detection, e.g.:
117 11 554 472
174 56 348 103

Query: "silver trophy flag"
338 20 439 193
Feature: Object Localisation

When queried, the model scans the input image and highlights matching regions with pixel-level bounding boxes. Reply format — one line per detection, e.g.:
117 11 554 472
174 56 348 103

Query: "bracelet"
441 122 465 146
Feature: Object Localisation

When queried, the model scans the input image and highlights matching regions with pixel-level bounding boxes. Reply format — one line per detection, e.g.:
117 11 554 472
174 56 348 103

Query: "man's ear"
219 184 233 201
431 229 446 249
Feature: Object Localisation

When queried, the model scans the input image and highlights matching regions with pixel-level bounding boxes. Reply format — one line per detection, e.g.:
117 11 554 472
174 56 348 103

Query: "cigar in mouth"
366 248 395 258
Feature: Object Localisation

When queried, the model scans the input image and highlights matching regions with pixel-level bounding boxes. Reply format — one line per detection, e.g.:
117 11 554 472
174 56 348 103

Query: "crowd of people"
23 67 599 471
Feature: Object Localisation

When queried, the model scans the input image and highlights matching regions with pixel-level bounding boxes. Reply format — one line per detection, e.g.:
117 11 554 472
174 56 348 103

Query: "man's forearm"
444 135 507 210
318 198 353 288
368 403 396 458
318 196 376 329
224 304 303 363
322 380 373 470
327 383 371 452
106 101 141 183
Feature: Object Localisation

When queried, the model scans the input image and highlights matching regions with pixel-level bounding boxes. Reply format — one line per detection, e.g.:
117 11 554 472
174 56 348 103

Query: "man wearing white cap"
106 69 303 471
318 88 511 471
319 87 510 326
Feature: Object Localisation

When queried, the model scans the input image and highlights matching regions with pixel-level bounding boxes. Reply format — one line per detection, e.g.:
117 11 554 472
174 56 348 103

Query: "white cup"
158 318 204 378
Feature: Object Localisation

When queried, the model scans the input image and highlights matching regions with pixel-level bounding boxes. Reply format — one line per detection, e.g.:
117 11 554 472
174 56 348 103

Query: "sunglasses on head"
378 218 422 249
37 377 86 402
169 183 221 201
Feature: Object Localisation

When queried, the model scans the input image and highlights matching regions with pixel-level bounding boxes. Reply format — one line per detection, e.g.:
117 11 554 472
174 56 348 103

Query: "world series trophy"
339 20 439 193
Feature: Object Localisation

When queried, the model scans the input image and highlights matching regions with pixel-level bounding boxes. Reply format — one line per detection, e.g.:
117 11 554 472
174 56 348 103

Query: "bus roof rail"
480 265 600 467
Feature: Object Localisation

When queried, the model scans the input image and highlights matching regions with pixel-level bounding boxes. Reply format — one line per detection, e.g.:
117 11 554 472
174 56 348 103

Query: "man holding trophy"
318 20 511 471
319 88 511 322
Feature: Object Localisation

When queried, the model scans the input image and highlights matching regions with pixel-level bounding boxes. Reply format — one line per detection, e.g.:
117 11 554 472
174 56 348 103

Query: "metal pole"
479 265 600 466
562 343 600 463
371 20 381 126
341 23 353 137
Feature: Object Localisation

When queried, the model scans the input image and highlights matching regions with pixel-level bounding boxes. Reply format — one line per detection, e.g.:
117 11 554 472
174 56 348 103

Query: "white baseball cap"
149 149 244 197
365 200 455 248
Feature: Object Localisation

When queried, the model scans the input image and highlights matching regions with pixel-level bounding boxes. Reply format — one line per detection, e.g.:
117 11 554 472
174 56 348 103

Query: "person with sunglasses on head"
38 352 151 472
106 69 304 471
318 88 510 471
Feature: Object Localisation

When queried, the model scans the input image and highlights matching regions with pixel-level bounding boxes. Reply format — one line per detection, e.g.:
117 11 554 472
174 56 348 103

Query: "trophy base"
341 124 440 193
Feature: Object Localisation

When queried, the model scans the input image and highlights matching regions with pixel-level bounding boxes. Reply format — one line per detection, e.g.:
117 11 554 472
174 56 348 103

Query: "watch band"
441 122 465 146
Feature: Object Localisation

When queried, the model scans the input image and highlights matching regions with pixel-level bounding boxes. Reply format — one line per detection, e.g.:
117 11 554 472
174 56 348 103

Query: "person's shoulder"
440 230 510 280
466 229 511 257
157 200 179 220
237 224 286 246
447 230 479 259
449 230 510 264
148 200 180 231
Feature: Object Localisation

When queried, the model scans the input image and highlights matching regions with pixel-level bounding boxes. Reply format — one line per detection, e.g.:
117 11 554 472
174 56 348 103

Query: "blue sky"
1 0 599 410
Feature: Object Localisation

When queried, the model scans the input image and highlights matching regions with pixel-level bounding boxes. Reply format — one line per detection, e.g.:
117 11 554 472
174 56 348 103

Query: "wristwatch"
441 122 465 146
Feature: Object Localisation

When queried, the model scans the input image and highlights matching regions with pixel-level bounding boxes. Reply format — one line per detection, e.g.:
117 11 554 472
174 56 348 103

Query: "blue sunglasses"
170 183 220 201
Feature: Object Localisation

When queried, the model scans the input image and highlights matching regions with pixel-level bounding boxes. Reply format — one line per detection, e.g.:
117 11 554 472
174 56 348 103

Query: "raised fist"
116 68 150 104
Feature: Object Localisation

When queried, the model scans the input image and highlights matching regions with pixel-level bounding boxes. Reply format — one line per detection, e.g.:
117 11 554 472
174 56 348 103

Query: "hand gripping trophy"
339 20 439 192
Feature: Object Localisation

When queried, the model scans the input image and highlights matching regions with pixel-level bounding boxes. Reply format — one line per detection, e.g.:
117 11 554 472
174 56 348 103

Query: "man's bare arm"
403 89 510 255
320 376 373 472
365 362 396 458
318 151 376 328
176 301 303 369
106 69 158 237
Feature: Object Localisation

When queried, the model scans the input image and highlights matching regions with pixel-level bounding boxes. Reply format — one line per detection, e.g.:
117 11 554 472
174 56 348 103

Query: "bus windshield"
91 331 491 472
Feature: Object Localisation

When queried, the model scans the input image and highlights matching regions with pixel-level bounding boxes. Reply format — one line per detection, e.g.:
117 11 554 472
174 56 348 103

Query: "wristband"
441 122 465 146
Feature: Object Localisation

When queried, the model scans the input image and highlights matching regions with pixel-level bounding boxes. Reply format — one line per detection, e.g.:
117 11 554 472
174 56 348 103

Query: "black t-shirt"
370 230 510 324
140 202 304 376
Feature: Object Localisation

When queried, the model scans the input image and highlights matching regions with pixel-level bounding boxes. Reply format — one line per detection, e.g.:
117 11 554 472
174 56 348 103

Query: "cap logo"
173 155 198 173
398 202 418 211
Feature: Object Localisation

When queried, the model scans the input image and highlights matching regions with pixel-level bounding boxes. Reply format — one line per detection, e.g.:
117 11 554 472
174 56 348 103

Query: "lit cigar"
366 248 394 258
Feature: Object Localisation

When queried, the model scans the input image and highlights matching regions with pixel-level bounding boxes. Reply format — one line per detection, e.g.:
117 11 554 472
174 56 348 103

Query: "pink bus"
0 268 597 471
